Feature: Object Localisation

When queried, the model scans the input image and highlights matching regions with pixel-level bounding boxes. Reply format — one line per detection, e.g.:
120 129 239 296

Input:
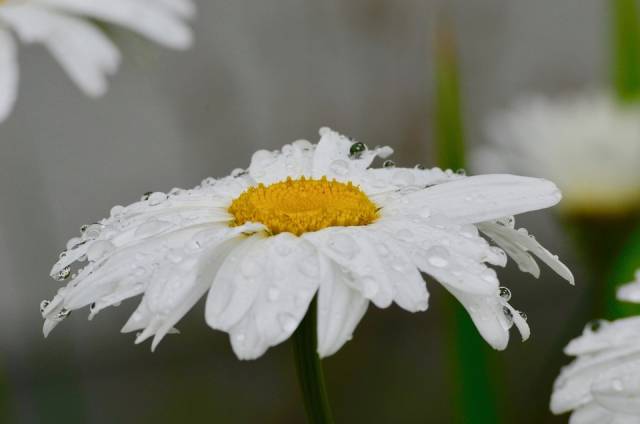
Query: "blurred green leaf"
612 0 640 102
433 19 503 424
607 219 640 317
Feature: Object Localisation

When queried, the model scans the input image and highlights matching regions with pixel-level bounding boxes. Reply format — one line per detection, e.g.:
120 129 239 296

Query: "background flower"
0 0 195 122
551 271 640 423
477 91 640 217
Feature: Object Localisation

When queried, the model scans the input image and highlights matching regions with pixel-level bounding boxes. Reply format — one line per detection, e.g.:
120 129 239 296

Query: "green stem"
612 0 640 103
292 299 334 424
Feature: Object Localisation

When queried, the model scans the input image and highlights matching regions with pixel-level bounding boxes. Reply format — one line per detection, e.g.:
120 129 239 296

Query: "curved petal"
317 258 369 357
206 234 321 360
311 127 392 184
478 221 574 284
388 174 562 225
37 0 193 49
0 5 120 96
248 140 314 185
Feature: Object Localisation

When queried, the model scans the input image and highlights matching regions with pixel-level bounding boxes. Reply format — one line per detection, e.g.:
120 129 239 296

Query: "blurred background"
1 0 639 423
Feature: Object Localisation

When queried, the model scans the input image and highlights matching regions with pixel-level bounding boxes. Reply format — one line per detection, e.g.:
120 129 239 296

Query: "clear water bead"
498 287 512 301
53 266 71 281
382 160 395 168
349 142 367 158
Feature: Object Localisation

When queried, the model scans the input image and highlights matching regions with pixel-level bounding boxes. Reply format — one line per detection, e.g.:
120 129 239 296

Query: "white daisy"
477 91 640 216
41 128 573 360
618 270 640 303
0 0 195 122
551 271 640 423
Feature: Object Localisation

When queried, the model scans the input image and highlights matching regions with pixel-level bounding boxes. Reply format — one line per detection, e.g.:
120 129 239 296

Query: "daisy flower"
551 271 640 423
0 0 195 122
41 128 573 360
477 92 640 216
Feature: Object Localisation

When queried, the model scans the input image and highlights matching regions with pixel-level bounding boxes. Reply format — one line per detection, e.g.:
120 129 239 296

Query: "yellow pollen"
229 177 379 236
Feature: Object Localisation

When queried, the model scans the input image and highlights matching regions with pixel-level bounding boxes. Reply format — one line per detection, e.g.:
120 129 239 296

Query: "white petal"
479 222 574 284
38 0 193 49
311 127 393 184
303 227 429 311
617 271 640 303
0 5 120 97
248 140 314 185
0 29 18 122
567 404 616 424
206 234 320 360
317 259 369 357
592 369 640 415
388 174 562 225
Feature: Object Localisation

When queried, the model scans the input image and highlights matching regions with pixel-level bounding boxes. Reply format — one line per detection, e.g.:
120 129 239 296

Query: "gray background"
0 1 607 423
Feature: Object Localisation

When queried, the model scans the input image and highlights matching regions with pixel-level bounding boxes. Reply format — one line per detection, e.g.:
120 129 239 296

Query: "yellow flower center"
229 177 379 236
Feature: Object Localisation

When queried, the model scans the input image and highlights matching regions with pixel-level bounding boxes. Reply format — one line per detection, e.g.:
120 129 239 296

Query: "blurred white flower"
618 270 640 303
41 128 572 360
0 0 195 122
551 271 640 423
478 92 640 216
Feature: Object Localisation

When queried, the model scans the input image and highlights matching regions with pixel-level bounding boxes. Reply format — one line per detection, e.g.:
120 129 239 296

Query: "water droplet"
241 260 261 278
586 319 607 332
57 308 71 320
382 160 395 168
53 266 71 281
330 160 349 176
498 287 512 301
141 192 153 201
39 300 50 313
86 240 115 262
612 379 624 392
110 205 125 217
503 306 513 322
231 168 246 177
518 311 527 321
426 246 449 268
279 314 298 333
419 209 431 219
455 168 466 176
147 192 167 206
268 287 280 301
349 142 367 158
415 164 425 170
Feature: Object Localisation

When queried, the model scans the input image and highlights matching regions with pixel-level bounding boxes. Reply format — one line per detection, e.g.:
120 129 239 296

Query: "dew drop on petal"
426 246 449 268
498 286 512 302
518 311 527 321
382 160 395 168
87 240 115 262
39 300 50 314
268 287 280 302
349 142 367 158
53 266 71 281
279 313 298 333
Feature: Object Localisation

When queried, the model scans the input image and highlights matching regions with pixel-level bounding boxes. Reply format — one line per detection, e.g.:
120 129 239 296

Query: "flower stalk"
292 298 334 424
612 0 640 103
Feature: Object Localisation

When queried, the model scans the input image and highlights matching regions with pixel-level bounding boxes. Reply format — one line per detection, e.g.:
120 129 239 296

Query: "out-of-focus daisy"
551 271 640 423
477 92 640 216
618 270 640 304
41 128 573 360
0 0 195 122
